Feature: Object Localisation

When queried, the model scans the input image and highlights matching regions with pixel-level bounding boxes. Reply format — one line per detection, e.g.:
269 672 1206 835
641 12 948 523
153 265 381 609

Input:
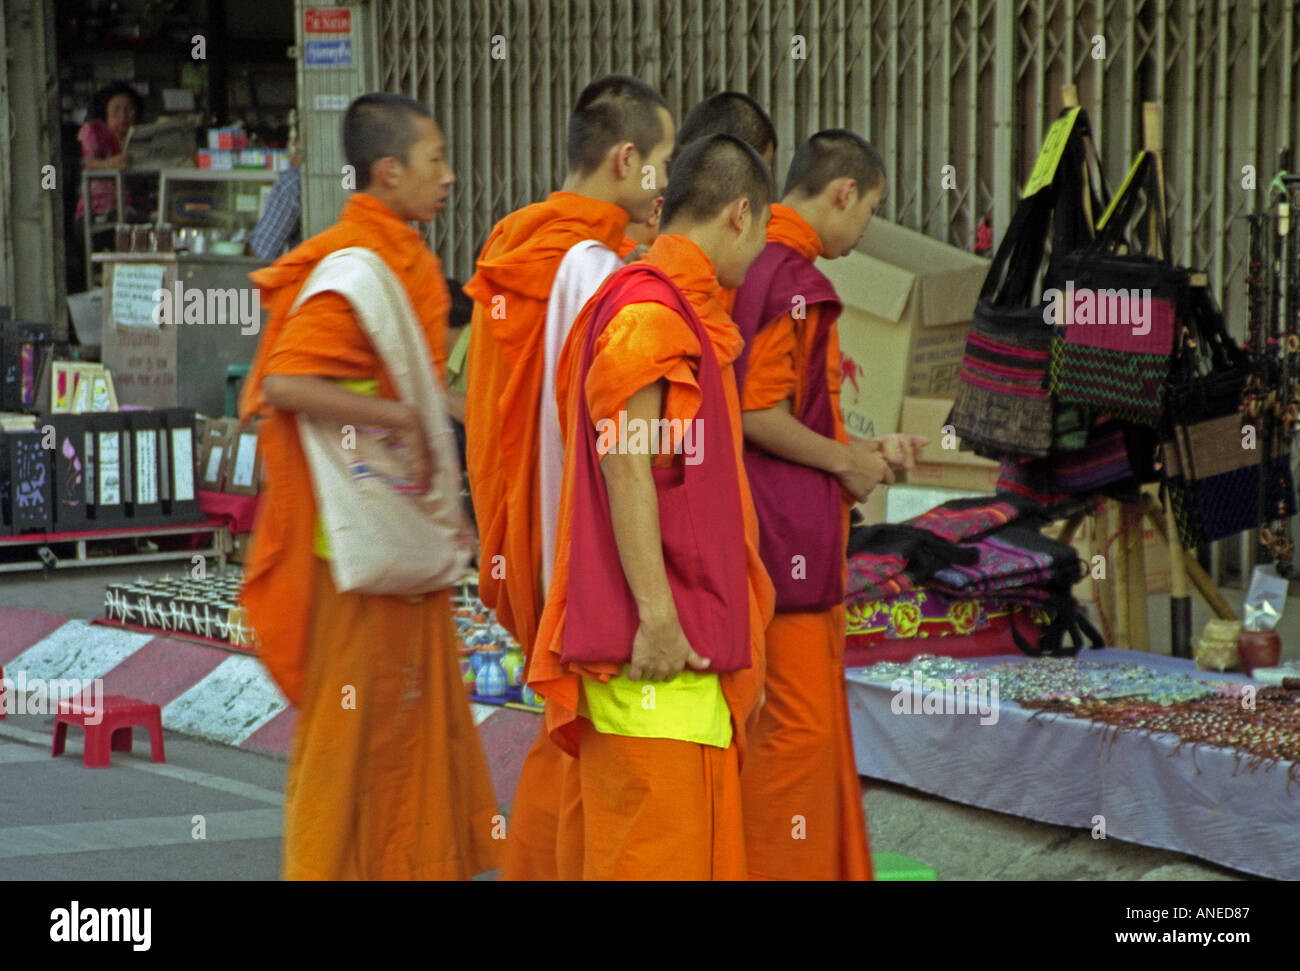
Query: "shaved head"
783 128 885 199
677 91 776 161
660 134 774 228
343 92 433 190
566 74 670 175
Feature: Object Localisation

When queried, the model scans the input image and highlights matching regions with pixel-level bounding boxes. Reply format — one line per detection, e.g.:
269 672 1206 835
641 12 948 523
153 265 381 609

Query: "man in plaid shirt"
249 163 303 261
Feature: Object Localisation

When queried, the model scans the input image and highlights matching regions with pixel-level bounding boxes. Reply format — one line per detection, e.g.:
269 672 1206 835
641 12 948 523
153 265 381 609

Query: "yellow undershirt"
579 666 732 749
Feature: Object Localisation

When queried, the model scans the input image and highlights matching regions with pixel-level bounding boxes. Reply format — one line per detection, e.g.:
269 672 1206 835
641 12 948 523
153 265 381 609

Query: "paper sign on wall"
111 263 166 328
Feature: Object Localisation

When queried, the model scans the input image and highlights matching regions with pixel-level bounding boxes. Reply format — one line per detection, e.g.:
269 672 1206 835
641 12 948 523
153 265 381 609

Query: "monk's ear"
832 176 858 211
729 196 751 235
611 141 637 180
371 156 401 190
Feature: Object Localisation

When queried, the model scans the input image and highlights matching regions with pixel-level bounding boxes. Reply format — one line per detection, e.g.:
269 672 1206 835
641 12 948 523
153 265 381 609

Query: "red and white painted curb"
0 608 536 804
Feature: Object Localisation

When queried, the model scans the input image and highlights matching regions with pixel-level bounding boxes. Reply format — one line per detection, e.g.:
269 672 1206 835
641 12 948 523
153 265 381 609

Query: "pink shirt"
76 120 123 220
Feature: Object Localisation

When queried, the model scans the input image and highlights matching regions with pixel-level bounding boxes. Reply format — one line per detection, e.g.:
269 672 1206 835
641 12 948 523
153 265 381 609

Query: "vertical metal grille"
366 0 1300 332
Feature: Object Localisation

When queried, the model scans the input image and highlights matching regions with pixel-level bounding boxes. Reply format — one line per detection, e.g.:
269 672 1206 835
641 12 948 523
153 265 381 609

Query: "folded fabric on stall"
928 525 1083 599
904 496 1029 544
846 524 978 601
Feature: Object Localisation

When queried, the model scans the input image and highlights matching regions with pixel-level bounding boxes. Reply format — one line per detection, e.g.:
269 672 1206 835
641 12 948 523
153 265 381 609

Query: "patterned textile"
846 552 912 601
845 588 1026 644
1049 337 1172 426
996 455 1070 505
1048 253 1186 426
906 498 1023 544
845 524 977 603
1164 448 1294 549
929 526 1081 599
1048 419 1133 493
950 301 1055 457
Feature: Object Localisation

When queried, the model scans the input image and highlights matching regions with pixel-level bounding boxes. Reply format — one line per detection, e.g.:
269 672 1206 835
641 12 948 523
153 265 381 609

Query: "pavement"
0 559 1281 880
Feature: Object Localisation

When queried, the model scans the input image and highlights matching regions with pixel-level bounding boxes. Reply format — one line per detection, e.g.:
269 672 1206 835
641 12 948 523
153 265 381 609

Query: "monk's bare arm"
444 388 466 424
262 374 433 491
743 398 852 474
743 399 894 501
601 379 709 682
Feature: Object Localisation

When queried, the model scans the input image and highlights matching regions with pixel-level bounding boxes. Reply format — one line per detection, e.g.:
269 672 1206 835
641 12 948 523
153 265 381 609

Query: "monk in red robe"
735 129 925 879
463 75 675 880
239 94 500 879
530 134 776 879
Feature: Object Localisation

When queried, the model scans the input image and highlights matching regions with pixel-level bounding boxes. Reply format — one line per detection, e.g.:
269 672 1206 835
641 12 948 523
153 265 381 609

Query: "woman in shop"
69 81 146 292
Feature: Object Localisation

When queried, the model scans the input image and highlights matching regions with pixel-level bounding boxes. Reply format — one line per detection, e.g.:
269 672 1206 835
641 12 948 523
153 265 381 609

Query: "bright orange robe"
239 192 500 879
463 191 629 656
737 203 873 880
463 191 629 881
617 236 638 259
530 233 775 879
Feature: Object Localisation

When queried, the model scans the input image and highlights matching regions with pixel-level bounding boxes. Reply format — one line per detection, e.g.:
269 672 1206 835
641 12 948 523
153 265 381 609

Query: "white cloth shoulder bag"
287 247 474 594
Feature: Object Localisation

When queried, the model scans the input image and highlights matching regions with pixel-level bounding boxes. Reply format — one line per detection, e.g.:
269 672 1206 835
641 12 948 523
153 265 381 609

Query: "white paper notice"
111 263 166 328
98 431 121 505
204 445 225 485
231 433 258 488
172 428 195 501
135 430 158 504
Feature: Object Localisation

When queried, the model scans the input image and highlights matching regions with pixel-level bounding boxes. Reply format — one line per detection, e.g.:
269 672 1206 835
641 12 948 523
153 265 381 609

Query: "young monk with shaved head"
529 135 776 879
463 74 674 880
677 90 778 167
617 90 778 264
735 128 926 880
239 93 499 879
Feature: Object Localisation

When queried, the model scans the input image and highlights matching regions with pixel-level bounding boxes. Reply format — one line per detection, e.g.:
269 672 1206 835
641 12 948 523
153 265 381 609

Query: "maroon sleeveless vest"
733 241 845 612
561 263 751 672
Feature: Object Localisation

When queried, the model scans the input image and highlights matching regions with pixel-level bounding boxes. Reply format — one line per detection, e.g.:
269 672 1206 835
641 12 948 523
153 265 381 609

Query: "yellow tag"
1096 152 1148 231
1021 107 1082 198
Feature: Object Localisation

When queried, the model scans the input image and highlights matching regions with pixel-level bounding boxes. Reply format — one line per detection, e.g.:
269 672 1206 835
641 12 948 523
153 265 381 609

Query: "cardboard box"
820 220 988 440
895 396 999 493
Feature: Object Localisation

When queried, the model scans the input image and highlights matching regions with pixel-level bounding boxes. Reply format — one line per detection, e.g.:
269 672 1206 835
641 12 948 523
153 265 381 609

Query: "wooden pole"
1143 497 1238 620
1110 500 1131 648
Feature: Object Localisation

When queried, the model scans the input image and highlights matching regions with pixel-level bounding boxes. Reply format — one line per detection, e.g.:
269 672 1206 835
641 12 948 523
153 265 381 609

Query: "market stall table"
846 648 1298 880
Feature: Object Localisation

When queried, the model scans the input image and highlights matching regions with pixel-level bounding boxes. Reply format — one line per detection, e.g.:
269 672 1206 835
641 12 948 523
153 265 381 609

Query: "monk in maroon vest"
734 129 926 880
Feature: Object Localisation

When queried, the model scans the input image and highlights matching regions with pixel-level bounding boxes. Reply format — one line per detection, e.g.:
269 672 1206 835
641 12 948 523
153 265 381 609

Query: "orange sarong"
239 192 500 880
737 202 872 880
463 191 629 880
530 233 774 879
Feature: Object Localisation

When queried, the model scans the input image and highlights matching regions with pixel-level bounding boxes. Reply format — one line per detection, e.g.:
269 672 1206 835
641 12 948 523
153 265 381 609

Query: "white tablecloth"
846 647 1299 880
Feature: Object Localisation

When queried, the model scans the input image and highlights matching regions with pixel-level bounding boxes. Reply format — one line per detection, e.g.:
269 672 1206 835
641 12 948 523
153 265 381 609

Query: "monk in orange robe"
675 91 777 315
239 94 499 880
736 129 925 879
530 134 776 879
463 75 675 880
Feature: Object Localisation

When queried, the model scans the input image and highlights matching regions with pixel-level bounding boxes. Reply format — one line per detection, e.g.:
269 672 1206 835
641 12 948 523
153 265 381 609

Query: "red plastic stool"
51 695 165 768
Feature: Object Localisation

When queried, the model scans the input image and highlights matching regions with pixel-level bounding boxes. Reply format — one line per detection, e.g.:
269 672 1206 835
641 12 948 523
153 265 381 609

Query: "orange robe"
737 203 872 880
530 233 775 879
463 191 629 880
617 236 639 259
239 192 500 879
